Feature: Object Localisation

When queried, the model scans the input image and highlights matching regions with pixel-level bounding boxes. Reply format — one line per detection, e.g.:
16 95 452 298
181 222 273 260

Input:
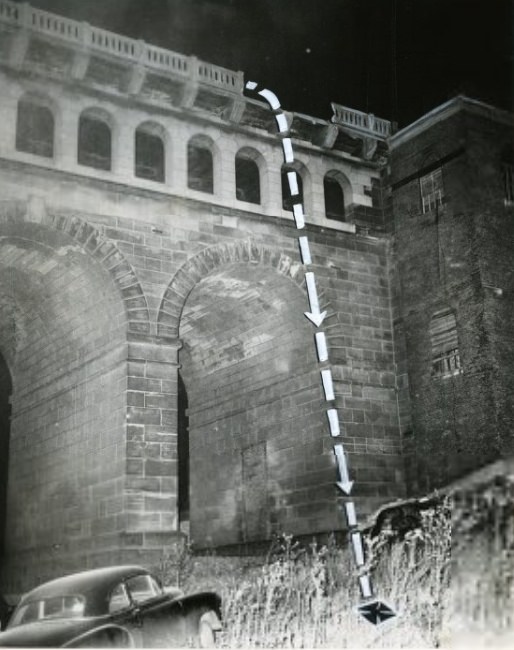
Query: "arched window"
188 138 213 193
135 124 165 183
324 173 346 221
430 310 461 378
78 111 112 171
16 98 54 158
235 151 260 204
281 167 303 211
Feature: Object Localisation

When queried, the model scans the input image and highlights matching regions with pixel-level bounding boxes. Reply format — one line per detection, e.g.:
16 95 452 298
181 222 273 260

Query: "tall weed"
153 481 513 647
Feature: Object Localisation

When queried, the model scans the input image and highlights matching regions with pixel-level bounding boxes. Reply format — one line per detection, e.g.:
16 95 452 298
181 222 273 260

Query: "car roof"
19 566 149 609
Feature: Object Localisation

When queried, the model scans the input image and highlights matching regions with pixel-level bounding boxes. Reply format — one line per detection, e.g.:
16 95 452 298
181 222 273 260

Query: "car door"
124 574 186 648
107 582 145 646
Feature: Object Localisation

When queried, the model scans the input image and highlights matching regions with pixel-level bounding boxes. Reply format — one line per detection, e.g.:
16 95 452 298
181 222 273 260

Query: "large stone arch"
157 241 340 550
0 200 149 594
46 211 150 333
157 240 307 339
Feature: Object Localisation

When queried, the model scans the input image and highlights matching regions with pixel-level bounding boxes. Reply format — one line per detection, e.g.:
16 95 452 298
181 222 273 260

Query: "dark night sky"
12 0 514 127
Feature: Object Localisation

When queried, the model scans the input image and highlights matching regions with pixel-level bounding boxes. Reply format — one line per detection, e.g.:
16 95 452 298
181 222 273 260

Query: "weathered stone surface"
0 4 510 599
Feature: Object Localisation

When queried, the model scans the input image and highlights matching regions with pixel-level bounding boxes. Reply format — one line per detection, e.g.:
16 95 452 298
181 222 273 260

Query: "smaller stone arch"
15 91 58 159
78 106 115 171
323 169 353 221
281 159 312 213
157 241 313 339
135 120 168 183
235 146 266 205
187 133 220 194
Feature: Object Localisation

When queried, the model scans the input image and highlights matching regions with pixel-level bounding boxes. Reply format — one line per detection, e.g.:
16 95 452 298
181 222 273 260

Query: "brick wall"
464 113 514 458
391 104 514 492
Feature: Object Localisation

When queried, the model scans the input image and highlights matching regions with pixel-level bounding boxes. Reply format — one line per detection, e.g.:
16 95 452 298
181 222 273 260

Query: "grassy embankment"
156 479 514 648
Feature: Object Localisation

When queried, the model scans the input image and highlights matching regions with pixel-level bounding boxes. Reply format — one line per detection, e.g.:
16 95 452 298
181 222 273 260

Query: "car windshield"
9 596 86 627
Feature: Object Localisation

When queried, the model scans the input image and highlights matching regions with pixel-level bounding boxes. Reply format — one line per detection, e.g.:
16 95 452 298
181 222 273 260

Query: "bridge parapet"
0 0 244 93
0 1 389 233
331 103 393 140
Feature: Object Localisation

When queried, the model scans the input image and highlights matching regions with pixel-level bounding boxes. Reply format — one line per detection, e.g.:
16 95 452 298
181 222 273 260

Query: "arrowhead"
304 310 327 327
358 601 396 626
336 481 354 495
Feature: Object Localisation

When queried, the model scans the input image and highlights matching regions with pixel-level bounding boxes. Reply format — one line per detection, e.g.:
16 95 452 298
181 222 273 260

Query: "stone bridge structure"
0 1 403 594
1 1 513 596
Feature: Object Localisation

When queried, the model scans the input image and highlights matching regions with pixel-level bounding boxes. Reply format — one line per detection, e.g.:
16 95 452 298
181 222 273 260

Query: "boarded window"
324 175 345 221
16 100 54 158
281 169 303 210
235 155 260 204
420 168 444 213
188 143 213 193
135 129 164 182
78 115 111 171
430 310 461 378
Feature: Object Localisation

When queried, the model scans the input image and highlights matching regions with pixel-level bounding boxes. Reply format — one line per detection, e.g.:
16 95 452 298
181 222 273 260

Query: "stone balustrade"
0 0 244 93
331 102 392 139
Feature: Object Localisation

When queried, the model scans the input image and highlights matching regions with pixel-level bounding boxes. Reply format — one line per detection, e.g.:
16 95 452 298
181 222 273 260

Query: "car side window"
108 583 131 614
125 575 161 604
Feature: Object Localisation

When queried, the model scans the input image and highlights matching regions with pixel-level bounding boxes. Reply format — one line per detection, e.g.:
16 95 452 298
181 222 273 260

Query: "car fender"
179 592 222 616
178 594 222 642
62 623 135 648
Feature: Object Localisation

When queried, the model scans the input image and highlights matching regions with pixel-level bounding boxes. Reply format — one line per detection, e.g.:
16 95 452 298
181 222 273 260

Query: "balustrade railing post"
19 1 32 28
79 21 92 47
135 38 146 62
71 21 92 80
188 55 200 82
234 71 245 92
180 55 200 108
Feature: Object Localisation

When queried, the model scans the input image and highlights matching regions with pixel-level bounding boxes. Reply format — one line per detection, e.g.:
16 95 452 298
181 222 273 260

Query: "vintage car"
0 565 222 647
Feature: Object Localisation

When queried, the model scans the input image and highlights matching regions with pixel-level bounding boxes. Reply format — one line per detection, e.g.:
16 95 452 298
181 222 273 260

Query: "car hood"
0 618 98 647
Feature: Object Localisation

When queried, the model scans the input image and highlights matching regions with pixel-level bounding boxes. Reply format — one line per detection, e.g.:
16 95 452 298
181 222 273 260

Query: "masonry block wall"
0 212 129 594
0 182 405 589
0 9 405 590
2 2 512 598
390 100 514 493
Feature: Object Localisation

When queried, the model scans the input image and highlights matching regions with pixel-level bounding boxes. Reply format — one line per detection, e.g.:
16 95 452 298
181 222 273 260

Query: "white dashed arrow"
304 272 326 327
244 79 396 627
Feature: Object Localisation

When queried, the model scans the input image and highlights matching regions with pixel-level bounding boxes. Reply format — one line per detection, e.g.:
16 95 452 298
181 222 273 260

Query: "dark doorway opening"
0 353 12 560
177 373 189 528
